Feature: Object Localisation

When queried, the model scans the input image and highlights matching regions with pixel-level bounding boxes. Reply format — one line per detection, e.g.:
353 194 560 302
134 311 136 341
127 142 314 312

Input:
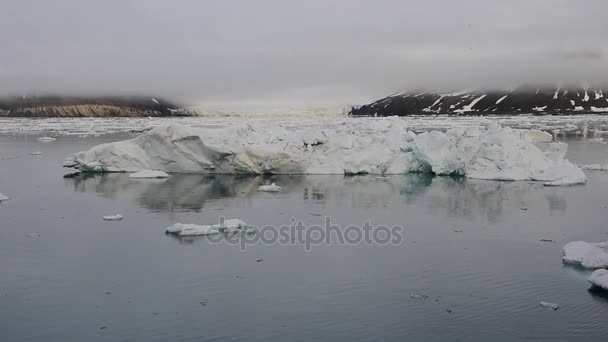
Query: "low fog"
1 0 607 105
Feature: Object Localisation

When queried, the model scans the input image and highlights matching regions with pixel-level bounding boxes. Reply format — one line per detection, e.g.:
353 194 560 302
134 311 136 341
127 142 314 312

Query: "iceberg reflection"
64 173 566 220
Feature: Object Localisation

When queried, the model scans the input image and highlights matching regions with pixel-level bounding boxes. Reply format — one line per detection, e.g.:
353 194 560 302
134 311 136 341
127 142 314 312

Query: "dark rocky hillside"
0 96 190 117
350 85 608 116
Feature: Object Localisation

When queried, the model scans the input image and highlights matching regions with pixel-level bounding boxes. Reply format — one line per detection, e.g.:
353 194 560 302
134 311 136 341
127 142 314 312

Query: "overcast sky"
1 0 607 105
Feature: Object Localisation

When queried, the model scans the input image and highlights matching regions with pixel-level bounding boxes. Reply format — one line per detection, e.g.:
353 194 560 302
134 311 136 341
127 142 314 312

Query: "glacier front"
62 120 586 185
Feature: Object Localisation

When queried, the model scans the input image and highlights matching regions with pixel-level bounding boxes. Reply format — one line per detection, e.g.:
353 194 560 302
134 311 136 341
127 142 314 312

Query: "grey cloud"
1 0 607 105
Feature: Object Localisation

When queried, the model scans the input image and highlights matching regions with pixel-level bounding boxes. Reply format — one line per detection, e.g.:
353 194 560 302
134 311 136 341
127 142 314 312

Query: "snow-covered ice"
62 121 586 185
0 192 9 202
103 214 124 221
258 183 282 192
589 269 608 290
563 241 608 269
3 115 608 138
128 170 170 179
37 136 56 142
166 218 249 236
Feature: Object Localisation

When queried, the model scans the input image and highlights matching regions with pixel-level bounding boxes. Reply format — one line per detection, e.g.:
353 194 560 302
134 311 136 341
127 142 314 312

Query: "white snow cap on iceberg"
589 269 608 290
128 170 170 179
166 218 249 236
62 120 585 185
563 241 608 269
0 192 9 202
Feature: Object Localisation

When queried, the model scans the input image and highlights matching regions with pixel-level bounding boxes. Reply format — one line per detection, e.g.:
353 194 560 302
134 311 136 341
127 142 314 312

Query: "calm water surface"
1 133 608 341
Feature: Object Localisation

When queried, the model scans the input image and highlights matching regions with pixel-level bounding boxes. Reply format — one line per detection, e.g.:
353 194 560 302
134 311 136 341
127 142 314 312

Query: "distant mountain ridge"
0 96 190 117
350 85 608 116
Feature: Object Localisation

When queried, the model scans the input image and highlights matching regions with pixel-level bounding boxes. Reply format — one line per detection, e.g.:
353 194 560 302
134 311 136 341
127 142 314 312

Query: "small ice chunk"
409 293 429 300
37 137 56 142
128 170 170 179
580 164 608 171
518 129 553 142
0 192 9 201
563 241 608 269
31 151 42 155
103 214 124 221
543 177 586 186
258 183 282 192
589 269 608 290
166 218 249 236
151 98 160 105
540 301 559 310
166 223 220 236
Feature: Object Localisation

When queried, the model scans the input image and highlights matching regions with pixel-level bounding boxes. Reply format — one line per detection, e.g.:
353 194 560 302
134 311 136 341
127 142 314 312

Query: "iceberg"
166 218 249 236
563 241 608 269
128 170 170 179
589 269 608 290
62 121 586 185
0 192 9 202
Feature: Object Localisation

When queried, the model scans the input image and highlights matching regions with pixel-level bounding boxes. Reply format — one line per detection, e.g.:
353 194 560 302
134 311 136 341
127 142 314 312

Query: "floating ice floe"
166 218 249 236
62 121 586 186
0 192 9 202
563 241 608 269
128 170 170 179
589 269 608 290
37 136 56 142
580 164 608 171
103 214 124 221
257 183 282 192
539 301 559 310
31 151 42 155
